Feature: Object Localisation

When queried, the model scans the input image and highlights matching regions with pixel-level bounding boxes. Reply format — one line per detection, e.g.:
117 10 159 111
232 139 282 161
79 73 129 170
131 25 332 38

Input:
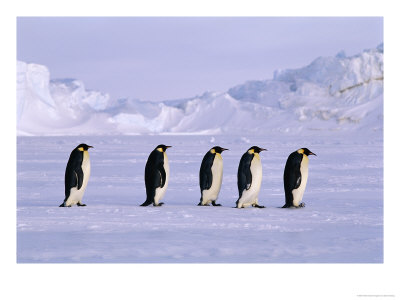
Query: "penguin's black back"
144 149 166 204
283 151 303 207
199 151 216 192
237 151 254 198
64 147 84 199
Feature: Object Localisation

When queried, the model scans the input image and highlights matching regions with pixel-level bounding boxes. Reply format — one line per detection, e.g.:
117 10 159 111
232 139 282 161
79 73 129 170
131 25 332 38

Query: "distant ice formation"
17 44 383 135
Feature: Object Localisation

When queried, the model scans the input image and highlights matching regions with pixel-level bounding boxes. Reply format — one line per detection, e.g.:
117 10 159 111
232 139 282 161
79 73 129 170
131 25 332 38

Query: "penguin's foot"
59 203 65 207
253 204 265 208
211 201 221 206
154 202 164 207
77 203 86 207
281 203 305 208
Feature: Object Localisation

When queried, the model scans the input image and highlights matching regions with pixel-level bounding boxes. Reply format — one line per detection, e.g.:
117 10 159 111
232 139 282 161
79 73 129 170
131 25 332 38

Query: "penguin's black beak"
221 148 229 152
260 148 267 152
88 145 94 149
310 152 316 156
165 146 172 149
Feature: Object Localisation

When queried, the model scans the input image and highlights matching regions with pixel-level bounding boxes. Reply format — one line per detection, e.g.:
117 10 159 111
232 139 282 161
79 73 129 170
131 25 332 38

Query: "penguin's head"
77 144 93 151
298 148 316 156
211 146 229 154
156 144 172 152
248 146 267 154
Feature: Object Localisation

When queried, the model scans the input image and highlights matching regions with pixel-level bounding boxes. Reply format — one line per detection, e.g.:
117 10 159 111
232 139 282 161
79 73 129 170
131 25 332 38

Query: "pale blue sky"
17 17 383 101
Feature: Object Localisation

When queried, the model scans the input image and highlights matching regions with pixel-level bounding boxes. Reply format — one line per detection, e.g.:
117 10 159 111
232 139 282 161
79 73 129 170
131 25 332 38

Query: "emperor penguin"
140 144 171 207
198 146 228 206
236 146 267 208
59 143 93 207
283 148 316 208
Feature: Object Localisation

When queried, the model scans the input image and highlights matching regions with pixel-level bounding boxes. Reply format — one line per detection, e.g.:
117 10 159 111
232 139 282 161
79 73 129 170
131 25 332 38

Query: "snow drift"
17 44 383 135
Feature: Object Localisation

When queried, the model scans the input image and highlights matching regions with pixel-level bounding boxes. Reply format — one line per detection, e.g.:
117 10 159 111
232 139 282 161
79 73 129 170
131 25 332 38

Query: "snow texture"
17 134 383 263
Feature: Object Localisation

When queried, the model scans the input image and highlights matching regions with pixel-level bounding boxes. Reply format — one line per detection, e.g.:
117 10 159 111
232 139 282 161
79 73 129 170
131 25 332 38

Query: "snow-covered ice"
17 133 383 263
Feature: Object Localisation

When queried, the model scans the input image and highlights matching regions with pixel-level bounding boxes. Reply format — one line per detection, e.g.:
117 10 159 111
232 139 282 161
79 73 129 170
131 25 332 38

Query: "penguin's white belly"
238 155 262 207
154 153 169 205
202 155 223 204
65 152 91 206
292 155 309 207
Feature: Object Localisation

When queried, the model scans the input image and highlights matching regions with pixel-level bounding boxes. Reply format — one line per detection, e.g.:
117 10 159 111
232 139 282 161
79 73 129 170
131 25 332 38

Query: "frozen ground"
17 133 383 263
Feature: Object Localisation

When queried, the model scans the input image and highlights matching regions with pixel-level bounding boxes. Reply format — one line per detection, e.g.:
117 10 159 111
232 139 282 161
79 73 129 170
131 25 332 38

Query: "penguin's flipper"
284 168 301 206
283 152 303 207
75 167 84 190
199 152 214 191
241 154 253 191
294 171 302 189
158 164 167 188
200 167 213 191
64 149 84 193
64 169 77 198
287 153 302 190
245 166 252 190
237 156 253 198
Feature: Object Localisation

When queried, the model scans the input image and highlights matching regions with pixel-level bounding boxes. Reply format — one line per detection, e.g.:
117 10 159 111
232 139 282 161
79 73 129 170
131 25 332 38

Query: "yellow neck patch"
248 149 255 154
210 148 216 154
157 147 164 152
78 147 84 152
297 148 304 154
